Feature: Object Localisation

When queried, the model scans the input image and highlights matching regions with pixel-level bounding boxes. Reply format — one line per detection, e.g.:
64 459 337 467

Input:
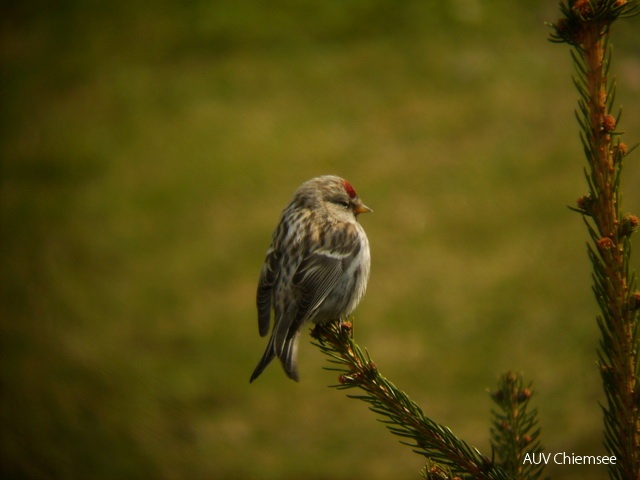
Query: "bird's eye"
336 201 350 208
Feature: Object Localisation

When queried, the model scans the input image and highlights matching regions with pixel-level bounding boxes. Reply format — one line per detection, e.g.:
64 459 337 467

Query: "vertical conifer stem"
578 10 639 480
550 3 639 478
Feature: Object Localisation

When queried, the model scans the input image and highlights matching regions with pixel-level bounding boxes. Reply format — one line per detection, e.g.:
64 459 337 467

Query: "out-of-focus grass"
1 2 639 479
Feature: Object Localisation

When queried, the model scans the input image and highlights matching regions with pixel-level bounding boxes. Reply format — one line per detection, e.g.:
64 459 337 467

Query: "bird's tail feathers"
250 328 302 383
280 330 301 381
249 336 276 383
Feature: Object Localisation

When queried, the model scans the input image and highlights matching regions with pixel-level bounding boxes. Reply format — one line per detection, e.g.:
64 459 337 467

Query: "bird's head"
296 175 372 221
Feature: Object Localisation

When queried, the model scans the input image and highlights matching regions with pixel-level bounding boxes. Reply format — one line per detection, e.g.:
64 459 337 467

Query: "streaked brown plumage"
250 175 372 382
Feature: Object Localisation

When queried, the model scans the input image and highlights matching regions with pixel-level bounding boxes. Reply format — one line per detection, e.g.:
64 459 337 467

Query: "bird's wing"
256 249 280 337
280 237 361 344
293 249 347 321
270 247 345 358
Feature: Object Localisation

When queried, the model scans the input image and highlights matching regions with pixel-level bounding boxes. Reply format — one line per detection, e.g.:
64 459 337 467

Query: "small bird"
250 175 372 382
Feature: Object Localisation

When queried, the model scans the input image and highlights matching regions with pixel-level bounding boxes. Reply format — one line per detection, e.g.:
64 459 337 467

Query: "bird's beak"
354 201 373 215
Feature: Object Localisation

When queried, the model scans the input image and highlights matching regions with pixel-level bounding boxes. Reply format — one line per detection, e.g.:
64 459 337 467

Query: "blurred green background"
1 1 639 479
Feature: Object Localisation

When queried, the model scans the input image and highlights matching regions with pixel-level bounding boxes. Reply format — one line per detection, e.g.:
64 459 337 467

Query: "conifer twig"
490 373 546 480
312 321 512 480
549 2 640 479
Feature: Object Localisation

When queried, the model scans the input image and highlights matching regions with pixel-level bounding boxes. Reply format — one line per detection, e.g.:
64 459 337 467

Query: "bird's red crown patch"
343 180 357 199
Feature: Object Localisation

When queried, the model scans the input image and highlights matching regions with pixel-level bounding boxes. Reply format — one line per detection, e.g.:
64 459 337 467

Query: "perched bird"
250 175 372 382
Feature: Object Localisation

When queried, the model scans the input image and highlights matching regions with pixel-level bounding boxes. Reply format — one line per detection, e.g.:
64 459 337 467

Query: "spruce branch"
421 460 458 480
490 373 546 480
549 1 640 479
311 321 512 480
